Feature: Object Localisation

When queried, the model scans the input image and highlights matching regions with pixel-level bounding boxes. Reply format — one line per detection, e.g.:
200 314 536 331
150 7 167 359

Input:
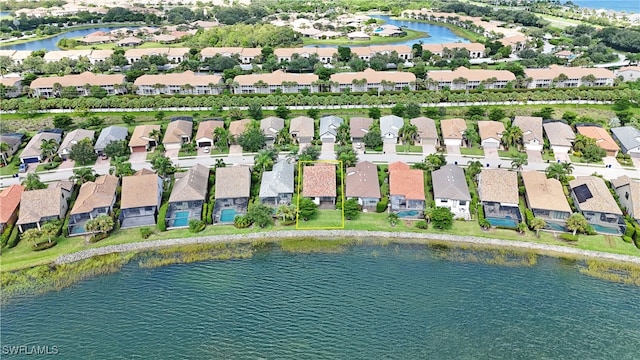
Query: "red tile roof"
0 185 24 224
389 162 425 200
302 163 337 197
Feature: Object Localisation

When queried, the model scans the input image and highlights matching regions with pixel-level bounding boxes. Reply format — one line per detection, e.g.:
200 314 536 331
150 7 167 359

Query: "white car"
203 147 210 154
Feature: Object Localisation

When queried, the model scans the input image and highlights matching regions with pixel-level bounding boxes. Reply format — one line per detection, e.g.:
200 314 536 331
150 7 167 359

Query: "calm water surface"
1 27 141 51
2 244 639 359
565 0 639 13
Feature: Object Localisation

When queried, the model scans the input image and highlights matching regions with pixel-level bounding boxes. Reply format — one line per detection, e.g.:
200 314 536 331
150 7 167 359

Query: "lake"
2 244 639 358
1 27 141 51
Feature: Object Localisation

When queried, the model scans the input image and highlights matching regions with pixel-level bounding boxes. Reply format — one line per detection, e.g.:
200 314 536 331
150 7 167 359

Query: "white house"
379 115 404 144
432 164 472 220
512 116 543 151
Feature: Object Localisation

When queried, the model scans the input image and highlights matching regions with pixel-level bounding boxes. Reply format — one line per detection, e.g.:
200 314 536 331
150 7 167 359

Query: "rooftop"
479 169 518 204
169 164 209 203
215 166 251 199
121 171 160 209
432 164 471 201
543 122 575 147
163 120 193 145
345 161 381 199
129 124 160 148
16 186 65 225
302 163 337 198
569 176 622 215
389 162 425 200
512 116 543 144
349 117 373 139
70 175 119 215
410 117 438 140
259 161 295 198
521 171 571 213
195 120 224 140
478 121 505 142
0 185 24 224
440 118 467 140
576 126 620 152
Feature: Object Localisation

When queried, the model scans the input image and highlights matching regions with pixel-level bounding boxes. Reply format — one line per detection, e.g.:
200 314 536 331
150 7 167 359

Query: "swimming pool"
397 210 420 218
70 226 86 235
220 209 236 223
546 222 567 232
487 217 518 229
173 211 190 227
590 223 621 235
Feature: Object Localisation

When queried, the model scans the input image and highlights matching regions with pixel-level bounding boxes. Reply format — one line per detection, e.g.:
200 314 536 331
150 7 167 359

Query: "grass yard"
297 209 344 229
396 144 423 153
569 155 604 165
303 29 427 46
498 148 526 158
542 151 556 162
0 155 20 176
460 145 484 156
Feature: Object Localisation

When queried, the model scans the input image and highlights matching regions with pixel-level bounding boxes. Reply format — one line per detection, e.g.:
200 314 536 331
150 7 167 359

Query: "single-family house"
289 116 315 144
319 116 344 143
19 131 62 164
576 126 620 157
0 185 24 233
233 70 319 94
543 121 575 156
347 31 370 41
410 117 439 147
432 164 471 220
611 126 640 158
95 126 128 155
259 160 295 206
345 161 381 211
166 164 209 228
229 119 253 139
615 66 640 82
16 181 73 233
426 67 516 90
330 69 416 92
569 176 625 235
478 169 521 228
129 124 161 153
389 162 425 217
260 116 285 145
58 129 95 160
478 121 505 149
67 175 118 236
134 71 223 95
213 166 251 224
611 176 640 223
499 35 530 52
440 118 467 147
195 120 224 148
0 134 24 161
302 163 337 207
30 72 126 98
349 117 374 144
117 36 143 47
162 119 193 150
119 169 163 229
512 116 543 151
380 115 404 144
524 65 615 89
521 171 572 231
0 76 23 98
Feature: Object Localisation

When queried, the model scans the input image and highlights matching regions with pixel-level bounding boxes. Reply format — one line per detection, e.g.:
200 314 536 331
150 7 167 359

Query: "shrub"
376 198 388 213
233 215 252 228
559 233 578 241
1 224 13 247
7 226 20 248
188 219 206 233
89 232 109 243
622 236 633 244
157 203 168 231
524 209 534 228
206 200 215 224
32 240 58 251
139 227 152 239
624 221 635 238
62 216 70 237
415 220 428 229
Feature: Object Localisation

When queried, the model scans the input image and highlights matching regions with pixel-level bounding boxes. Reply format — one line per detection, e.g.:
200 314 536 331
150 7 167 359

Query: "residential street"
2 149 638 189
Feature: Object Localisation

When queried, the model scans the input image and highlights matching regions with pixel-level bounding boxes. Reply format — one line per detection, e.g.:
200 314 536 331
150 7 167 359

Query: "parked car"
18 163 27 173
203 147 210 154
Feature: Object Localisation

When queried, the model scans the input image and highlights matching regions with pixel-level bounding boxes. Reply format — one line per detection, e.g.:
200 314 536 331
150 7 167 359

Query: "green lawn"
542 151 556 162
297 209 344 229
460 145 484 156
569 155 604 165
0 155 20 176
396 144 422 153
498 148 526 158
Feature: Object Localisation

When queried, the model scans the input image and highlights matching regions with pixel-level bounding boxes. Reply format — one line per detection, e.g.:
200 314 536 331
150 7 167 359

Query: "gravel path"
54 230 640 265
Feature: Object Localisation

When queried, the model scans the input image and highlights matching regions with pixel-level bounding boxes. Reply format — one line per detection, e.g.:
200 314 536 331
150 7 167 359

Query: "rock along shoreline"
54 230 640 266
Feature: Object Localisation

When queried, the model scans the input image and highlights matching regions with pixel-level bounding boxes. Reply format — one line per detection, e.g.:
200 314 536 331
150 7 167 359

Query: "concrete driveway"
485 147 499 159
383 142 396 155
129 151 148 163
165 148 180 159
422 144 437 155
320 142 335 160
446 145 460 155
229 145 243 156
526 150 543 163
603 156 620 168
58 159 76 170
633 157 640 169
554 151 570 163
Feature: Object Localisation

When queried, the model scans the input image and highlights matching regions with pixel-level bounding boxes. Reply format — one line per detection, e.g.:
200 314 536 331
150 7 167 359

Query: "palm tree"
40 138 59 161
275 127 291 146
502 126 523 151
398 123 418 146
545 163 568 182
214 158 226 169
463 127 480 147
566 213 589 236
149 129 163 146
530 217 546 237
213 127 230 151
22 173 47 191
110 156 134 177
253 148 276 173
151 154 176 178
511 152 528 171
276 204 296 222
70 167 96 185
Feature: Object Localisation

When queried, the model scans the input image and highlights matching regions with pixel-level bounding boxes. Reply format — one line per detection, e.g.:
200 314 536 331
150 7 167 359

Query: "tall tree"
511 152 528 171
69 138 97 165
84 215 115 236
151 154 176 178
566 213 589 236
70 167 96 185
297 197 318 221
22 173 47 191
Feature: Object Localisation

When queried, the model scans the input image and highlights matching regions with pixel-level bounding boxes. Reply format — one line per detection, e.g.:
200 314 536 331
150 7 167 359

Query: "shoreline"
55 230 640 266
0 22 143 48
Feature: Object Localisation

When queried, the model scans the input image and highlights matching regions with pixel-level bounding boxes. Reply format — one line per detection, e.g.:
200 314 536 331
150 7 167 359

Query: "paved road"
2 148 638 189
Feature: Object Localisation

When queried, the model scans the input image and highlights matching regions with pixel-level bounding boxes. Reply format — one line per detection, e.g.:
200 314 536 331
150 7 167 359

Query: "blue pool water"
591 223 621 235
220 209 236 223
70 226 86 235
173 211 190 227
397 210 420 218
487 217 518 229
546 222 567 232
